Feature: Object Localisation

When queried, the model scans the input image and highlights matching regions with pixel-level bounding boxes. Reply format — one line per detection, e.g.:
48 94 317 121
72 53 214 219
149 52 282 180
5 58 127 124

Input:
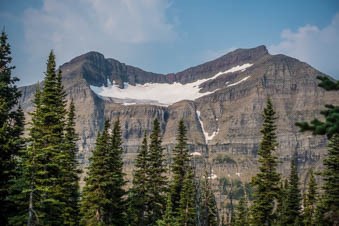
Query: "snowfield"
90 63 253 106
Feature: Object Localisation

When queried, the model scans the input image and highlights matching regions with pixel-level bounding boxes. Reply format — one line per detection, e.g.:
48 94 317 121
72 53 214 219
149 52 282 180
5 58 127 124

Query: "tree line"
1 31 338 225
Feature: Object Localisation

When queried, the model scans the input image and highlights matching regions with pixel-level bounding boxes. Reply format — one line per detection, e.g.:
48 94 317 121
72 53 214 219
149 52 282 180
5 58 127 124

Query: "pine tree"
303 169 317 226
8 84 43 225
295 75 339 225
8 51 79 225
275 179 288 226
35 52 68 225
146 118 167 225
81 121 111 225
177 166 197 226
281 154 302 225
0 30 24 225
11 51 74 225
62 100 80 225
316 133 339 225
296 76 338 138
234 197 249 226
81 119 126 225
107 119 126 225
200 170 218 226
250 98 281 226
170 119 191 215
157 194 179 226
128 132 149 226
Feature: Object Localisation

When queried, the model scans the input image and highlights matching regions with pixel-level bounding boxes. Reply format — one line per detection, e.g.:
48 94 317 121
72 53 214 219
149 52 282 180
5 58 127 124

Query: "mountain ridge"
18 45 339 185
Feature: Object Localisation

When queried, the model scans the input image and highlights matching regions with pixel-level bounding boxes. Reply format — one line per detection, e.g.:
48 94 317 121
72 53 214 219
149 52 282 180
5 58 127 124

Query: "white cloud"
20 0 176 84
270 13 339 79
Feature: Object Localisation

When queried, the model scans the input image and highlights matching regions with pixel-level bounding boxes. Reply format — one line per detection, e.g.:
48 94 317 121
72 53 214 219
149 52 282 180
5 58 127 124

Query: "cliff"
19 45 339 184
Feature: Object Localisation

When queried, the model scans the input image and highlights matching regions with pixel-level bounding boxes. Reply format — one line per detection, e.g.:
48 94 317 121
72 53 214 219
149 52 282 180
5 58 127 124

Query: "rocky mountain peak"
18 45 339 186
60 45 270 89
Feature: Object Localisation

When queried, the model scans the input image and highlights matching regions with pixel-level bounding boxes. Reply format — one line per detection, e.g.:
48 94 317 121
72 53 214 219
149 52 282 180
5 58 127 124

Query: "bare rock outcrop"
19 45 339 185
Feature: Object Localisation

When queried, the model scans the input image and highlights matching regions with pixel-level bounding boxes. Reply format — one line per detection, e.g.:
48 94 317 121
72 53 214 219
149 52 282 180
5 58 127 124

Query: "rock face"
19 45 339 184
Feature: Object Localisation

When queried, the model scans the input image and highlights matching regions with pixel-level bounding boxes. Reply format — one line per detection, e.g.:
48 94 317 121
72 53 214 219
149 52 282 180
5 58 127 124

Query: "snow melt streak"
196 111 219 143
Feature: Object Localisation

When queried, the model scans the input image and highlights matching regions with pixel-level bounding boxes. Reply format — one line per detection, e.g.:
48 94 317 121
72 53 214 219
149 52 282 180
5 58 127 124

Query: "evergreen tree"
62 100 80 225
128 132 149 226
317 76 339 91
200 170 218 226
81 121 110 225
250 98 281 226
234 197 249 226
0 30 24 225
108 119 126 225
81 119 126 225
281 154 302 225
177 166 197 226
295 74 339 226
296 76 338 138
316 133 339 225
156 194 179 226
275 179 288 226
170 119 191 215
35 52 68 225
8 85 43 225
303 169 317 226
145 118 167 225
11 51 74 225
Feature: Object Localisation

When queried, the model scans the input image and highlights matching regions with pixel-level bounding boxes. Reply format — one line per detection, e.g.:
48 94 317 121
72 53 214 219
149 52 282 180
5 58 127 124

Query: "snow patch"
90 63 253 106
208 174 218 180
190 151 202 156
227 76 251 87
208 170 218 180
122 102 137 106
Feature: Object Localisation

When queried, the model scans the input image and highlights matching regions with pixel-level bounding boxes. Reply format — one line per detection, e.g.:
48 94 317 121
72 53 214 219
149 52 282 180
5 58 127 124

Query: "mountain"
19 45 339 184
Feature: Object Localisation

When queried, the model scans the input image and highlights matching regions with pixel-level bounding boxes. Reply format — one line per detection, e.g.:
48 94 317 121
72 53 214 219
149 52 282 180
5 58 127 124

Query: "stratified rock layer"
19 46 339 184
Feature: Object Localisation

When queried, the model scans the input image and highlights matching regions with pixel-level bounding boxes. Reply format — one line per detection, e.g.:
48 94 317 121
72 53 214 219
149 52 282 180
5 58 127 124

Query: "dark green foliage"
8 85 42 225
296 104 339 138
296 75 339 225
303 169 317 226
170 119 191 215
0 30 24 225
81 119 126 225
10 51 80 225
317 76 339 91
219 177 253 201
108 119 126 225
145 118 167 225
62 100 80 225
31 52 68 225
316 133 339 225
157 194 179 226
213 154 236 165
275 179 288 226
128 132 149 226
280 155 302 225
200 171 218 226
157 120 197 226
129 120 168 225
296 77 339 138
234 197 249 226
177 166 196 226
250 98 281 225
80 121 110 225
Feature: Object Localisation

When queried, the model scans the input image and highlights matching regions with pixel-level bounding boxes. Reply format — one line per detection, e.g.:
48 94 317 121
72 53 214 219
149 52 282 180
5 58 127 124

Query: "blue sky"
1 0 339 85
